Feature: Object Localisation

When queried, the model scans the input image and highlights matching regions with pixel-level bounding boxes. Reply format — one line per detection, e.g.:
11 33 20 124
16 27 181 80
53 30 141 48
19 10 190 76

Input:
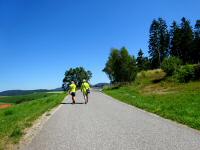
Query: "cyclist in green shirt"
69 81 76 104
81 79 90 104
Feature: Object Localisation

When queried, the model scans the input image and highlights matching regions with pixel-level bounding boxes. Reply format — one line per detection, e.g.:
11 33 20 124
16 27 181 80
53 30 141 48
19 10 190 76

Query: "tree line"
103 17 200 83
149 17 200 68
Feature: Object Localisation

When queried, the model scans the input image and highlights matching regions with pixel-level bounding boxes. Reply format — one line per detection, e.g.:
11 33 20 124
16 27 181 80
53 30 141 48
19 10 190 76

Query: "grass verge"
0 92 66 149
103 70 200 131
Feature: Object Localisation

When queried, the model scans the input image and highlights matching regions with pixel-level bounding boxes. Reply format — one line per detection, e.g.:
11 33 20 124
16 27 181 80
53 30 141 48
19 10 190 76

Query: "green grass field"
0 93 55 104
103 69 200 130
0 92 66 149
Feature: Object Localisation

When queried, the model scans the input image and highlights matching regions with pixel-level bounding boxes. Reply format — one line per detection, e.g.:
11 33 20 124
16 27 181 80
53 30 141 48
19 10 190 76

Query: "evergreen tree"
148 18 169 68
179 17 194 63
136 49 150 71
169 21 182 57
136 49 144 71
193 20 200 63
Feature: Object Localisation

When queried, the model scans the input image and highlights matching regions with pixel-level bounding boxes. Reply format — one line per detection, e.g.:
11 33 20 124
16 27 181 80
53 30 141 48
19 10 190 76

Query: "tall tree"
103 47 137 83
179 17 194 63
193 20 200 63
62 67 92 88
148 18 169 68
169 21 182 57
136 49 150 71
103 48 120 83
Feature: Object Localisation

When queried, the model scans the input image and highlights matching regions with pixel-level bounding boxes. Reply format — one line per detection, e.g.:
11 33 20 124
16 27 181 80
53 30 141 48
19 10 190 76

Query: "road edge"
100 91 200 135
15 95 68 150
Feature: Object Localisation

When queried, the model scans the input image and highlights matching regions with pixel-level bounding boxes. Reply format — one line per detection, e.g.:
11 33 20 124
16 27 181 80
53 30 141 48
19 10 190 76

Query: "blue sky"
0 0 199 91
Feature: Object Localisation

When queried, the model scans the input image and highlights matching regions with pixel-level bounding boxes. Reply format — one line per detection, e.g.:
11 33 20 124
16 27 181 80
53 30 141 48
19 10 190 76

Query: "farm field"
0 92 66 149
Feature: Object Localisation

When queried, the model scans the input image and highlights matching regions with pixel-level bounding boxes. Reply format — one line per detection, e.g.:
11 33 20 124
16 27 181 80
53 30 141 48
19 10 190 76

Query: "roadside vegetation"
103 17 200 130
103 69 200 130
0 92 66 149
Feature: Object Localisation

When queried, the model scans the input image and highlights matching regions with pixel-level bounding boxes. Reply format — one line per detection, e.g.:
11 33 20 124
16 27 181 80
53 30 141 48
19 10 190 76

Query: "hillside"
103 69 200 130
93 83 110 88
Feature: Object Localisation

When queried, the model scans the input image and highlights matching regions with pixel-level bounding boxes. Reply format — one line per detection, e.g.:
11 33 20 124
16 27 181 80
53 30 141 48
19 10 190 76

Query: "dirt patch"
141 84 176 95
0 104 12 109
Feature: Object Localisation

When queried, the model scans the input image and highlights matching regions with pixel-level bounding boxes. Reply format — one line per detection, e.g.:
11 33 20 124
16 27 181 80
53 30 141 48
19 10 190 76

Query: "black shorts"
71 92 76 97
86 89 90 94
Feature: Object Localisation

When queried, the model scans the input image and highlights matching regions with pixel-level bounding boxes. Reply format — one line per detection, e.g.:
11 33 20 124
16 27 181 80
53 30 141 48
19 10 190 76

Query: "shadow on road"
60 102 85 105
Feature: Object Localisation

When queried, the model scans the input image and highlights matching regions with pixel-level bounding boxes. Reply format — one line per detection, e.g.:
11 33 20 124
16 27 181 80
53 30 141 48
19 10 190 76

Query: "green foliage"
136 49 150 71
193 20 200 63
103 81 200 130
4 110 13 116
161 56 182 76
172 64 200 83
147 17 200 68
148 18 170 68
169 21 182 58
194 64 200 80
10 127 23 143
63 67 92 88
175 64 195 83
179 18 194 63
103 47 137 83
169 18 194 64
0 92 66 148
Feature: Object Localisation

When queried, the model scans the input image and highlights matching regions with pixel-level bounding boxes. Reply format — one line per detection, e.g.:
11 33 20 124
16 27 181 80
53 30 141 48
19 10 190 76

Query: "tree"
119 47 137 82
62 67 92 89
103 47 137 83
148 18 170 68
169 21 182 58
136 49 150 71
193 20 200 63
179 17 194 63
103 48 120 83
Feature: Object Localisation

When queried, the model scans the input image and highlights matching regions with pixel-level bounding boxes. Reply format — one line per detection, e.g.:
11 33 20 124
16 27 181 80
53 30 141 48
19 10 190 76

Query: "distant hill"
0 88 64 96
93 83 110 88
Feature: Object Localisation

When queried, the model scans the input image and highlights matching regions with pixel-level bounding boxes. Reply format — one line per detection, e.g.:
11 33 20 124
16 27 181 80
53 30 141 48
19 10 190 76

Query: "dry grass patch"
141 84 174 95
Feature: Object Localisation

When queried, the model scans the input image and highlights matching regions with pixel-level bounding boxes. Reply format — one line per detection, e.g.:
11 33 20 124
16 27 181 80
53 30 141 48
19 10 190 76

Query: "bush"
161 57 182 76
174 64 200 83
193 64 200 80
175 65 195 83
4 110 13 116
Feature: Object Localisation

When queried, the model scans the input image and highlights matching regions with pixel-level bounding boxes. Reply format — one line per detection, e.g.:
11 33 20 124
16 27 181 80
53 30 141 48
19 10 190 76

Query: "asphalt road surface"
21 90 200 150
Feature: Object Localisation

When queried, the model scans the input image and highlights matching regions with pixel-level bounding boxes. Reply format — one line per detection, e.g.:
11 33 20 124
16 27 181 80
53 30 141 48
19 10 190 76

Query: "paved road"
22 90 200 150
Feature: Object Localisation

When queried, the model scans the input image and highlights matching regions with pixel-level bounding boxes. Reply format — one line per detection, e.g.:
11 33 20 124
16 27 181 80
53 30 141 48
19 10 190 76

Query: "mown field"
103 69 200 130
0 92 66 150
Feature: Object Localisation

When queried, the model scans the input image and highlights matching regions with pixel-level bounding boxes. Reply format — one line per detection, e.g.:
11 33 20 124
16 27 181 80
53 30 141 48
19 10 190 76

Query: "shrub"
4 110 13 116
10 127 23 139
175 65 195 83
193 64 200 80
161 57 182 76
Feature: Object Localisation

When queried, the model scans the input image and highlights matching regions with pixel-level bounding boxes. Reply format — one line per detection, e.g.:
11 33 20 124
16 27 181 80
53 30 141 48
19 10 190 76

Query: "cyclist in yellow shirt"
81 79 90 104
69 81 76 104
